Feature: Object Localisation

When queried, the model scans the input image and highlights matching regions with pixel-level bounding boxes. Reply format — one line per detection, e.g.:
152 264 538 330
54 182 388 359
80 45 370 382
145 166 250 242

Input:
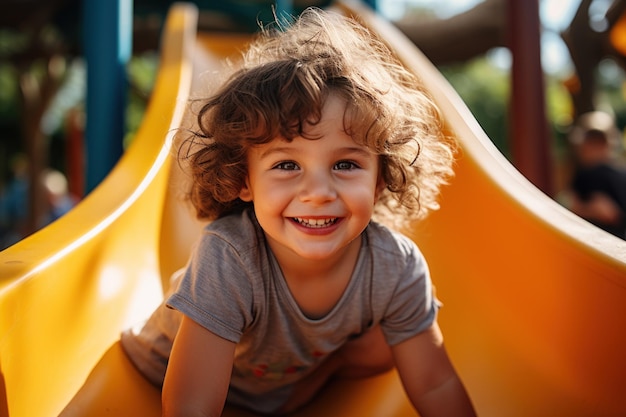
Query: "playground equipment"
1 1 625 416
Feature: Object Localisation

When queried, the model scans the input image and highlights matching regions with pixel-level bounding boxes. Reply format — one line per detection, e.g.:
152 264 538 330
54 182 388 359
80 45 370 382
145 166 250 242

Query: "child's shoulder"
366 221 423 260
201 209 263 249
366 222 429 282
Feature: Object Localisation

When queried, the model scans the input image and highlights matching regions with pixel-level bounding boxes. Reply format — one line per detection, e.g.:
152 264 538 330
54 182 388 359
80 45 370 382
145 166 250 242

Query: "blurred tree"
395 0 507 66
396 0 626 196
0 0 73 236
441 59 510 155
563 0 626 118
396 0 626 125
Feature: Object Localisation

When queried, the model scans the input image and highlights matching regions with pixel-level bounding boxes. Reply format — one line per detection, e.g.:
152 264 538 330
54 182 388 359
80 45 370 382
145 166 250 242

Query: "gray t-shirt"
121 209 438 413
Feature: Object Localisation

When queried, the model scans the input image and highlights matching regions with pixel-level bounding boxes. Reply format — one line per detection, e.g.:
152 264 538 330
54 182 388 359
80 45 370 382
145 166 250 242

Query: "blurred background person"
560 111 626 239
0 154 76 249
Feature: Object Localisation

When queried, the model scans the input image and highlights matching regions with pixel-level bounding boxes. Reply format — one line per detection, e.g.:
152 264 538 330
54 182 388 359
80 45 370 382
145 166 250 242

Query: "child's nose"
299 170 337 203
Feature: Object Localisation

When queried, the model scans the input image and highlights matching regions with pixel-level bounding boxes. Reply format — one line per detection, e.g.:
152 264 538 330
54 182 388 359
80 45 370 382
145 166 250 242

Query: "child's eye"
273 161 299 170
334 160 359 170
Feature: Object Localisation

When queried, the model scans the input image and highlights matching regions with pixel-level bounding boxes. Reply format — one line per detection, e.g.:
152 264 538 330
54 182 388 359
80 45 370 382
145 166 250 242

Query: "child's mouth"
292 217 339 228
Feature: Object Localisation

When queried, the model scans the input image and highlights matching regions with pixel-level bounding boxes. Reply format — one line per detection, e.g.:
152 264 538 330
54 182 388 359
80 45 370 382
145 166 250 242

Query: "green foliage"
0 63 18 122
124 52 159 148
597 59 626 133
439 53 584 164
128 51 159 97
544 74 574 160
440 56 511 156
0 29 28 57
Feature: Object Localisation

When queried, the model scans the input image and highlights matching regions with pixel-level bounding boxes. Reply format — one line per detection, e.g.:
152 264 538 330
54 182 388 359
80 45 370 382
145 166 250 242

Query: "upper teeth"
294 218 337 228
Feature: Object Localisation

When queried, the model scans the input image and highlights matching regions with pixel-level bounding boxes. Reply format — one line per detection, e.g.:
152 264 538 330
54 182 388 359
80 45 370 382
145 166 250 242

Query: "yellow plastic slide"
1 2 626 416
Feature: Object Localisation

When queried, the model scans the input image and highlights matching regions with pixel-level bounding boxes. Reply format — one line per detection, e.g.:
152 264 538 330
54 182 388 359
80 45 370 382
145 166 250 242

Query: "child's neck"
270 236 363 319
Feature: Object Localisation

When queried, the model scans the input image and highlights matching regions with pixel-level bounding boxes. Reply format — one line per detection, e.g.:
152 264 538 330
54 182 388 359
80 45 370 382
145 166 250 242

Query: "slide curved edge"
336 0 626 268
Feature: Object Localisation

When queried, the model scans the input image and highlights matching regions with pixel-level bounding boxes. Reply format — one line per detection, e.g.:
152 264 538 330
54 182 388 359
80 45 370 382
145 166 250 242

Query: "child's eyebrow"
336 147 375 158
260 145 373 160
259 146 294 159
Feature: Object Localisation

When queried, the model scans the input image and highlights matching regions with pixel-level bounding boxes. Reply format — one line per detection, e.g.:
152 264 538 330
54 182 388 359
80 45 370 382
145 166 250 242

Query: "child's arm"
162 315 236 417
392 322 477 417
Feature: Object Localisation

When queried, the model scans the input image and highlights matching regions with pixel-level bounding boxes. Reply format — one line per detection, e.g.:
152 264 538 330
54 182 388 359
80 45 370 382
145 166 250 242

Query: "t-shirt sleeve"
166 231 255 344
379 237 439 346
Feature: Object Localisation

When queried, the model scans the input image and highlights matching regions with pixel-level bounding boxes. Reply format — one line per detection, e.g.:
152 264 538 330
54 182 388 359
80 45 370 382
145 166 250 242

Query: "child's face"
239 94 382 262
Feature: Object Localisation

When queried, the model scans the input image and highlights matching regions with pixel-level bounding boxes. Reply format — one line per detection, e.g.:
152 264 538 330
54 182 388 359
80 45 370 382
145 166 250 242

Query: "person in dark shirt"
565 112 626 239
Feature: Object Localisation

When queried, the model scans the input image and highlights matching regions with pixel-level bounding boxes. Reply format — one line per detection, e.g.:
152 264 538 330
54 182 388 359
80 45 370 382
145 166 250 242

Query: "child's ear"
375 177 386 200
239 178 253 202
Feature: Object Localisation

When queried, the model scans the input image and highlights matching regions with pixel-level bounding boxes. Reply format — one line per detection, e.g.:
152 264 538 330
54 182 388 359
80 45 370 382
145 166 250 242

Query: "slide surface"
1 2 626 416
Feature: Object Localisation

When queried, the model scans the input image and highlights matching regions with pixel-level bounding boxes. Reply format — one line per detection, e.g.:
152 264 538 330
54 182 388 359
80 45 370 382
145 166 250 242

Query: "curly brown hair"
179 8 456 229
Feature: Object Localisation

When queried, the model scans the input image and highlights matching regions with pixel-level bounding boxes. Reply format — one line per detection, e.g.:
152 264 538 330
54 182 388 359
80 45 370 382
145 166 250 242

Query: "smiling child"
121 7 476 417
